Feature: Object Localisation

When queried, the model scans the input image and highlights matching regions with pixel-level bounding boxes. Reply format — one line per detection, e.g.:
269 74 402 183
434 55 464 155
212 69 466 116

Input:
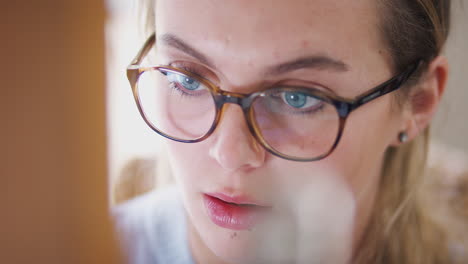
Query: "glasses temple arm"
349 60 422 112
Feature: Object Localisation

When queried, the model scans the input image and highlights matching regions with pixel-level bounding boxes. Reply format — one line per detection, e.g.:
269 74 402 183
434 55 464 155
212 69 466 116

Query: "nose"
208 104 265 171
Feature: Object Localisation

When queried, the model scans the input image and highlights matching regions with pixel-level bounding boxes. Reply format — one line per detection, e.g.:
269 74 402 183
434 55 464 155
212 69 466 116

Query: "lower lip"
203 194 270 230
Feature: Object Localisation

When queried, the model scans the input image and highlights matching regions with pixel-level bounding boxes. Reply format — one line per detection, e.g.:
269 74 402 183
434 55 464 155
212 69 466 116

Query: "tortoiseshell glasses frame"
127 33 421 162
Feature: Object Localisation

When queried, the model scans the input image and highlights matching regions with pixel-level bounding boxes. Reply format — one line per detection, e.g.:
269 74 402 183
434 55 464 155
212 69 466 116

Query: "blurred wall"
433 0 468 150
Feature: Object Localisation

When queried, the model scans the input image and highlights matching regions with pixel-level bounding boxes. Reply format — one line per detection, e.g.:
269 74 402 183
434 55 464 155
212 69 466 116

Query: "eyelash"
169 82 199 98
169 62 211 81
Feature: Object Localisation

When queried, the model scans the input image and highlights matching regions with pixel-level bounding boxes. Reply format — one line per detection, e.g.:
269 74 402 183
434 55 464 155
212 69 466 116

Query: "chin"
194 205 300 264
202 227 298 264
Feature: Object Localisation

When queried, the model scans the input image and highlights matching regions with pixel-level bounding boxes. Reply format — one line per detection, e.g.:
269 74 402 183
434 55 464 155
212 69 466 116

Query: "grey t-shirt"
113 186 195 264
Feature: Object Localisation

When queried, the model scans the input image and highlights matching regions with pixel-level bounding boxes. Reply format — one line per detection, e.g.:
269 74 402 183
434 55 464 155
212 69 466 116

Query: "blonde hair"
353 1 462 263
135 0 467 263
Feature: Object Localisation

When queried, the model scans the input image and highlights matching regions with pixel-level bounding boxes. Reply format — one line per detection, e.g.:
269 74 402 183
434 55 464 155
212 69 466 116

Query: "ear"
395 56 449 145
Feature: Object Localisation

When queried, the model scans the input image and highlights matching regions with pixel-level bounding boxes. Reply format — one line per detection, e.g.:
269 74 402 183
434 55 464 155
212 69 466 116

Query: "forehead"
155 0 382 54
155 0 390 92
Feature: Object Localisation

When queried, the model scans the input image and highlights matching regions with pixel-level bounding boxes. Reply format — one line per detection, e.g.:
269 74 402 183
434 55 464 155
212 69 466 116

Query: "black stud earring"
398 132 408 143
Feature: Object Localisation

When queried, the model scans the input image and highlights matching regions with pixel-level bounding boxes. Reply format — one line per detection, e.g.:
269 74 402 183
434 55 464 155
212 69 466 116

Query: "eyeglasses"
127 33 421 162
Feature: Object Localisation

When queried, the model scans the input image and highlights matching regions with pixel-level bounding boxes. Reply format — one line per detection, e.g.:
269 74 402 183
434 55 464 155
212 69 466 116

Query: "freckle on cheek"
301 40 309 48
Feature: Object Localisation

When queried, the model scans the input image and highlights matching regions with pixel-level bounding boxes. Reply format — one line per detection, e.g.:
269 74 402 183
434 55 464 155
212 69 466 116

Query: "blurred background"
105 0 468 189
1 1 466 263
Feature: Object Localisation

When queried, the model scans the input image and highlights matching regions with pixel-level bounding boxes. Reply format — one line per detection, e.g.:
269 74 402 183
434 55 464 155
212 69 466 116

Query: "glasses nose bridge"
216 92 255 133
219 92 250 110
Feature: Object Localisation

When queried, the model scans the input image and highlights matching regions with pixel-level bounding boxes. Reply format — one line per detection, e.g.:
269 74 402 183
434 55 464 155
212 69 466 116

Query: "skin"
152 0 448 263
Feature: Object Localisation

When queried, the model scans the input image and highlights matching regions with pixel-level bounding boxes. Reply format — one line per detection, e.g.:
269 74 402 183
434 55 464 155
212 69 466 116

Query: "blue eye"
284 91 307 108
167 72 201 91
282 91 322 109
180 75 200 90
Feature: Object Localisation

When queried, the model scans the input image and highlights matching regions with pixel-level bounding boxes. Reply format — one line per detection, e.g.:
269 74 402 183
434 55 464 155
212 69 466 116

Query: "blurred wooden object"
0 1 122 263
112 158 157 205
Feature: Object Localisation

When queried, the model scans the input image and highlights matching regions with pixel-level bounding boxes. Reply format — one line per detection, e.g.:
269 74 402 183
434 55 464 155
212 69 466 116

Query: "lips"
203 193 271 230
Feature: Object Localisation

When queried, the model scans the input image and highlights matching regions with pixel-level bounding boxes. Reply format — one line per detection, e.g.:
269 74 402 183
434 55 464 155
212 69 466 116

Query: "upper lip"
206 192 271 207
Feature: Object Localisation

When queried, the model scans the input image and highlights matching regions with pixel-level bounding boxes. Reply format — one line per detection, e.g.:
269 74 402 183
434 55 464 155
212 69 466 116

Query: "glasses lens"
137 68 216 141
251 88 340 160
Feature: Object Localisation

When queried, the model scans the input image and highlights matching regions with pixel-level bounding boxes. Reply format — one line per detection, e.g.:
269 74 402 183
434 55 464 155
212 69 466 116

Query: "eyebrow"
158 33 349 75
267 56 349 75
159 33 215 68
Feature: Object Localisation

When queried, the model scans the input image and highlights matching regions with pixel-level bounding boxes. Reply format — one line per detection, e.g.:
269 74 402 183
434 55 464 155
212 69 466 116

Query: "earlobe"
390 118 417 146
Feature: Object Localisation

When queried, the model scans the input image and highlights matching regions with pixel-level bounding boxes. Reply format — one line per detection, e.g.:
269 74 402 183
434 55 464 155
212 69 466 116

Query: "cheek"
333 99 399 190
322 100 400 245
291 174 356 263
261 163 357 263
164 139 222 202
164 139 199 176
165 140 211 185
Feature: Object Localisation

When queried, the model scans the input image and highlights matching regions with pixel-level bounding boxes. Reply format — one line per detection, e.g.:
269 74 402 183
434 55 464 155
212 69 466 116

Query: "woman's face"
155 0 404 263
